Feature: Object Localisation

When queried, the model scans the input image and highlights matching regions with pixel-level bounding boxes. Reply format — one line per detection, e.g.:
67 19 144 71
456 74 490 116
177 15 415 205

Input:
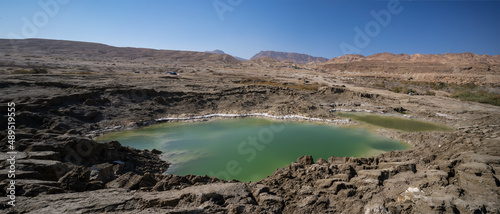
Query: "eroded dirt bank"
1 72 499 213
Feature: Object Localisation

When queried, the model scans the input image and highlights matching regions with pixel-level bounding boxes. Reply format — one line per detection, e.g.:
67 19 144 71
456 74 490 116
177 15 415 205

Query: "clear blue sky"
1 0 499 59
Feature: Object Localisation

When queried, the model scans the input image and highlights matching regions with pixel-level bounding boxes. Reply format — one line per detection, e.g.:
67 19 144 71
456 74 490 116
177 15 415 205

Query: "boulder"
298 194 319 207
89 163 116 183
0 179 63 196
58 166 90 192
151 149 162 154
17 159 69 181
257 193 284 212
355 169 390 186
314 178 340 189
138 173 159 189
251 184 270 196
87 180 105 190
27 151 59 160
316 158 327 164
297 155 314 165
424 170 449 186
378 161 417 174
330 182 354 194
106 172 143 190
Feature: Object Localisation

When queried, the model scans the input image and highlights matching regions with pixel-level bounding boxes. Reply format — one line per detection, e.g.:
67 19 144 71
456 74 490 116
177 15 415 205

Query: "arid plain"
1 39 499 213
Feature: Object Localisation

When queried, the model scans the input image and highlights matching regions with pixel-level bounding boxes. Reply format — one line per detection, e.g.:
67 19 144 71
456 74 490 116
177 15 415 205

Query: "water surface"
97 118 408 181
335 112 453 132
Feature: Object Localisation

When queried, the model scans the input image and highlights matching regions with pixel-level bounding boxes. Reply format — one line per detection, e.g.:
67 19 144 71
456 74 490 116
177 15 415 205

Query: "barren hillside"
319 53 500 84
0 39 241 64
250 51 329 64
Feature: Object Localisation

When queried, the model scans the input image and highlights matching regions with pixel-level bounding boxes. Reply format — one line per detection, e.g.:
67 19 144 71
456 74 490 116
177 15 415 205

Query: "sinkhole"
96 118 411 182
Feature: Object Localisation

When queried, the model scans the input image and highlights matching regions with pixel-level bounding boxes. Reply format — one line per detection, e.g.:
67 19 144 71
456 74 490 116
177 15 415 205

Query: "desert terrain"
0 39 499 213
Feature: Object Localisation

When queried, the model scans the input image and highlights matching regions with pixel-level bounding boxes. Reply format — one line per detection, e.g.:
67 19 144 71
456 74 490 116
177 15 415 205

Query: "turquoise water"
96 118 409 181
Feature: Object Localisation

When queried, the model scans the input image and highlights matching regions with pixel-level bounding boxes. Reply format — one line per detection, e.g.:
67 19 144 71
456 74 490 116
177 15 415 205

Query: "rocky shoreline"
88 113 354 138
1 73 499 213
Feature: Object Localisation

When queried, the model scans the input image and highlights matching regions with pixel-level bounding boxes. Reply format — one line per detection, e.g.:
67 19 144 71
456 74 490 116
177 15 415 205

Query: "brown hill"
326 52 500 64
248 56 281 64
0 39 240 64
250 51 329 64
321 52 500 77
243 57 311 70
206 49 247 61
244 57 287 68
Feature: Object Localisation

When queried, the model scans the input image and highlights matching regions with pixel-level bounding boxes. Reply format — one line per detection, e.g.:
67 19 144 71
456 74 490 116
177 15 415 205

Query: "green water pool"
96 118 409 182
335 112 453 132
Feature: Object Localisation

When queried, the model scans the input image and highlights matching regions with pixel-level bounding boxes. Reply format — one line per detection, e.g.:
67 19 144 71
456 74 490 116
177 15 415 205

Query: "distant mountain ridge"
2 39 498 66
206 50 247 61
326 52 500 64
206 50 226 55
320 52 500 76
250 51 329 64
0 39 241 64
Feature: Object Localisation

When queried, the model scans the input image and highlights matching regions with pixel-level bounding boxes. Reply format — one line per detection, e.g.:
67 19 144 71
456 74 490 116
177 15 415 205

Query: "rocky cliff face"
0 137 170 197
